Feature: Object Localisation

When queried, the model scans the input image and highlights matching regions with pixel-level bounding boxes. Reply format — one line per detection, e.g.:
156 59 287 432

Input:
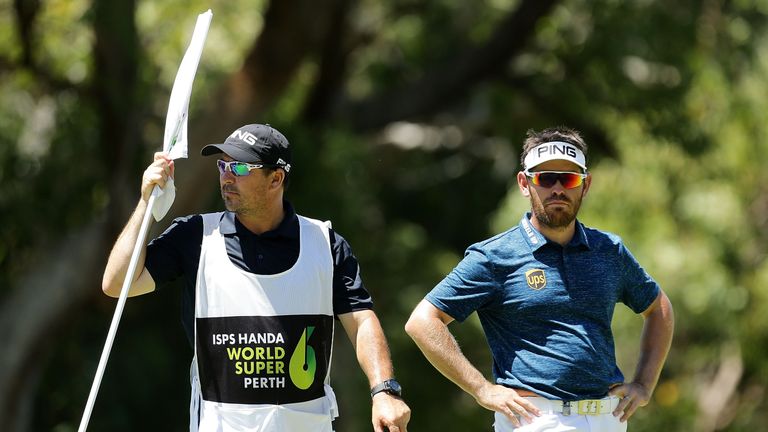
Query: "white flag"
153 9 213 222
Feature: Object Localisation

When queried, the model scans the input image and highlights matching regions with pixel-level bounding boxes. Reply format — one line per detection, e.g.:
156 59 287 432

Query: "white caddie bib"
189 213 338 432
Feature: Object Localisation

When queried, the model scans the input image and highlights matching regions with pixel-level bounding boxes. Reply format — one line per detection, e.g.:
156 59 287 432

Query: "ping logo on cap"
525 269 547 290
277 158 291 172
230 129 260 145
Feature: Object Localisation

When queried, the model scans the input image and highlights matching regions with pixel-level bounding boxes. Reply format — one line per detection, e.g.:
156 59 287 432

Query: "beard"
530 190 583 229
221 184 241 212
221 183 268 217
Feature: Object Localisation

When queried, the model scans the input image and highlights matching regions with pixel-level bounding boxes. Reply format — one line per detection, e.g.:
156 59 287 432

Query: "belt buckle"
577 399 601 416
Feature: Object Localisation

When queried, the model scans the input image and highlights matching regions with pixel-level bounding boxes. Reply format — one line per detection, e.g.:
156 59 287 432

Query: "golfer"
405 126 673 432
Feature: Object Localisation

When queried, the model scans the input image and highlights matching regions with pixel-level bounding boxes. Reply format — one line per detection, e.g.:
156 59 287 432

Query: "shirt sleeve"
618 242 660 313
329 229 373 315
145 215 203 288
425 244 498 322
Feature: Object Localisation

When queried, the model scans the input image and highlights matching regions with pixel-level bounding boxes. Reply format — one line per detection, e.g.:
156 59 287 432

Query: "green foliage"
3 0 768 431
492 11 768 428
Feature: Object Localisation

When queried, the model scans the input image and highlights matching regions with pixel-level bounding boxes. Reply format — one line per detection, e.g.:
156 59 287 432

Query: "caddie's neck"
236 198 285 235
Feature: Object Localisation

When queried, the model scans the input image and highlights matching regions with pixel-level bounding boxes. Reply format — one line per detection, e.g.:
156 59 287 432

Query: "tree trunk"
0 0 353 429
0 0 562 429
0 223 109 431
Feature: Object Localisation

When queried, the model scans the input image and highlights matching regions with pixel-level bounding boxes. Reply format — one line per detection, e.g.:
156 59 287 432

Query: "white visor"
524 141 587 171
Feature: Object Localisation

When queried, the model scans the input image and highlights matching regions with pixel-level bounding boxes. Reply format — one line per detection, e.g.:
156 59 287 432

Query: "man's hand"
609 290 673 422
608 382 651 422
372 392 410 432
141 152 174 201
474 382 540 427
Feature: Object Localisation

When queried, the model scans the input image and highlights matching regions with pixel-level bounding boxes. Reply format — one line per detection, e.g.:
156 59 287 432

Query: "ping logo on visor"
524 141 587 171
525 171 587 189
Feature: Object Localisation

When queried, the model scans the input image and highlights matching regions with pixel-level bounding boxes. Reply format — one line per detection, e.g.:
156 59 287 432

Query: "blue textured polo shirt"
425 213 660 400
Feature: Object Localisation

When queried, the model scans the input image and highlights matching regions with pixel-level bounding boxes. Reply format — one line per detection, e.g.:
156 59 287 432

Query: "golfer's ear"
517 171 530 197
582 172 592 196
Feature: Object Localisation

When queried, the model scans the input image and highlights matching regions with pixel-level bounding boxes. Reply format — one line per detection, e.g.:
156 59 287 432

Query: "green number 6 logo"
289 326 316 390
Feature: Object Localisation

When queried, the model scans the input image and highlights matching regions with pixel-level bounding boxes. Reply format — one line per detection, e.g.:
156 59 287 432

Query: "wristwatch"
370 379 402 398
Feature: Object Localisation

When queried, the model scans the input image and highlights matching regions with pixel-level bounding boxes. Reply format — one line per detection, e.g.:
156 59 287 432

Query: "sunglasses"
525 170 587 189
217 159 272 177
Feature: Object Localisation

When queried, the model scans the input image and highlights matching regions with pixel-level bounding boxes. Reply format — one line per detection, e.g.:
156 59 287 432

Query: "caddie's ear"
517 171 531 197
269 169 285 190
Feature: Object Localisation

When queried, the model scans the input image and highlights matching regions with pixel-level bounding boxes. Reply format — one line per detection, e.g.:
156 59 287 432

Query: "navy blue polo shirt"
426 213 660 400
145 201 373 346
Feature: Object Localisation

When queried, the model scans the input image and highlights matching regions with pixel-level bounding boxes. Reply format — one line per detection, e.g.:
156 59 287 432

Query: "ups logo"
525 269 547 290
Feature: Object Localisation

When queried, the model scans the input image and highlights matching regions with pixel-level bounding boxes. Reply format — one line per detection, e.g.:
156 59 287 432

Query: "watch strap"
370 379 402 398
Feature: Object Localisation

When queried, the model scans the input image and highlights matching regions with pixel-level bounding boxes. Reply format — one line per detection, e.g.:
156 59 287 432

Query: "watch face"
387 379 402 394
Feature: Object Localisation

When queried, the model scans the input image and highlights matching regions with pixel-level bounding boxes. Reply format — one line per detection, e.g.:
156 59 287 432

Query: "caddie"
102 123 411 432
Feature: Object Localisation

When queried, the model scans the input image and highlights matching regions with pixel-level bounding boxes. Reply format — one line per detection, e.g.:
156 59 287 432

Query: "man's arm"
339 309 411 432
610 289 675 421
404 300 540 427
101 152 173 298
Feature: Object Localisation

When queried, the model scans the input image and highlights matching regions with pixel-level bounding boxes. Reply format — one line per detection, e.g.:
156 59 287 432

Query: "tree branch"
0 1 140 428
4 0 82 94
173 0 350 216
338 0 560 131
13 0 40 67
216 0 347 116
300 0 356 123
695 342 743 432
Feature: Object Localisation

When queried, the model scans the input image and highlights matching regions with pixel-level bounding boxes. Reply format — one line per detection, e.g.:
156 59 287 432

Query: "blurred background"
1 0 767 430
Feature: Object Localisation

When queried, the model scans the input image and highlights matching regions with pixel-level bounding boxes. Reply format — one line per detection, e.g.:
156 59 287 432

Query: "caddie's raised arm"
101 152 173 298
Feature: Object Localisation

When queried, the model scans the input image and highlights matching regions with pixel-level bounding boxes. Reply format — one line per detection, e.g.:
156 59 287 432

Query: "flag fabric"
153 9 213 222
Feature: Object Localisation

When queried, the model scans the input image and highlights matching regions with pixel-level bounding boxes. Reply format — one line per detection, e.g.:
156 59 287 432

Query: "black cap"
201 124 291 173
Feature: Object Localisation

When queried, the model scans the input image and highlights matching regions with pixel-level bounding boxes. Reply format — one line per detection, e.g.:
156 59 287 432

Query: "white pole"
77 10 211 430
77 192 157 432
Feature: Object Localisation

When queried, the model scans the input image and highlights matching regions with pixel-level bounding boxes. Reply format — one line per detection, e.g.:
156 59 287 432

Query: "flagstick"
78 190 158 432
78 10 211 430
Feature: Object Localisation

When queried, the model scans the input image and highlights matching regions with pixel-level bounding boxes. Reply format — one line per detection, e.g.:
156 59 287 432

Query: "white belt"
525 396 620 416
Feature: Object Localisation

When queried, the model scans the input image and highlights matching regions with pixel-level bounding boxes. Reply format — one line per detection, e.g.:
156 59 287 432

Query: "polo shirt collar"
518 212 591 250
219 200 299 239
519 213 547 250
569 219 590 250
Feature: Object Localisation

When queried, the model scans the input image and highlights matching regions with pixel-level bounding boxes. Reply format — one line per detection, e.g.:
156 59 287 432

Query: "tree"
2 0 768 431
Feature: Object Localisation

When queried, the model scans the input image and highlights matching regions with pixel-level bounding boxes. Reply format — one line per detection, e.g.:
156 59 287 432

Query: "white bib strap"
189 360 201 432
324 384 339 419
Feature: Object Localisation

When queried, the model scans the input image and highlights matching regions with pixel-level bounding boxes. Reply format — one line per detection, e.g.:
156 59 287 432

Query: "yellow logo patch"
525 269 546 290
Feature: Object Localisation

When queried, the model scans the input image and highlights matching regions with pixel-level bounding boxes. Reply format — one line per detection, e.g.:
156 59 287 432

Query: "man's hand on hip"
609 382 651 422
474 383 541 428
